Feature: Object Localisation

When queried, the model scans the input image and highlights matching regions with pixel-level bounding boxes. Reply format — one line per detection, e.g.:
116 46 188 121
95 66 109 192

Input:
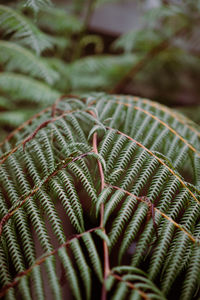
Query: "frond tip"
0 93 199 299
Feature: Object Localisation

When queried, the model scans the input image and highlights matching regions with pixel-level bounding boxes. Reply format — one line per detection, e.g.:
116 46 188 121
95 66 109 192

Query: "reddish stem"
92 130 110 300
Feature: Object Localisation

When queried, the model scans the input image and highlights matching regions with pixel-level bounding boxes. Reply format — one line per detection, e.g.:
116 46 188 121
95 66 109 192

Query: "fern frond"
0 110 37 127
0 41 59 84
24 151 66 244
114 29 160 53
58 170 85 231
109 266 166 300
2 149 63 298
58 246 82 300
70 55 137 92
118 203 148 263
0 170 44 299
37 6 83 34
0 73 60 105
68 162 97 205
70 238 91 300
112 95 200 141
49 178 83 233
0 244 15 299
161 233 191 295
82 232 103 281
0 94 199 300
0 5 53 54
109 193 137 247
180 224 200 300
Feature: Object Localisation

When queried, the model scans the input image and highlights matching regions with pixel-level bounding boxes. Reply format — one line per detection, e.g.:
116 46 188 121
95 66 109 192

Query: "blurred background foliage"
0 0 199 139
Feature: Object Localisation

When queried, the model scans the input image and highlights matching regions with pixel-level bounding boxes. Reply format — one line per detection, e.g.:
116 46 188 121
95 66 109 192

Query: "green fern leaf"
37 6 83 34
0 41 60 84
0 5 53 54
0 94 199 300
0 73 60 105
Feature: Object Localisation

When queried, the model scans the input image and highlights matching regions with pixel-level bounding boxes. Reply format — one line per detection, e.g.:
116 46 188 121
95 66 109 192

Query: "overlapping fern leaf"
0 4 53 55
0 1 83 136
0 94 199 300
69 54 138 92
0 41 60 85
36 6 83 34
0 1 137 138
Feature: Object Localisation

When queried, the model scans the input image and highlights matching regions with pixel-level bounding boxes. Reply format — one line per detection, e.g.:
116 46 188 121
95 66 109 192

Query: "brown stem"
91 121 110 300
92 133 105 195
111 26 188 94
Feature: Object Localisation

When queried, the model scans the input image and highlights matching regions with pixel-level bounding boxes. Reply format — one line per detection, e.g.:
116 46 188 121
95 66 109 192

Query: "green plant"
0 0 131 137
1 0 200 139
113 1 200 100
0 93 199 300
0 0 82 136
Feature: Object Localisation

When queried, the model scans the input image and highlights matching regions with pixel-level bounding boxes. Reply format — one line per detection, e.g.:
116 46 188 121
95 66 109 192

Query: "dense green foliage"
0 2 199 297
0 0 200 139
0 93 199 299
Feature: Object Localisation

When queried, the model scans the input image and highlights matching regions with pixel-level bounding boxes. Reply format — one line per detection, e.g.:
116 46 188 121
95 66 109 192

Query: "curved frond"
0 94 199 300
70 55 137 92
37 6 83 34
0 72 60 105
0 41 60 84
0 5 53 54
0 110 35 127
